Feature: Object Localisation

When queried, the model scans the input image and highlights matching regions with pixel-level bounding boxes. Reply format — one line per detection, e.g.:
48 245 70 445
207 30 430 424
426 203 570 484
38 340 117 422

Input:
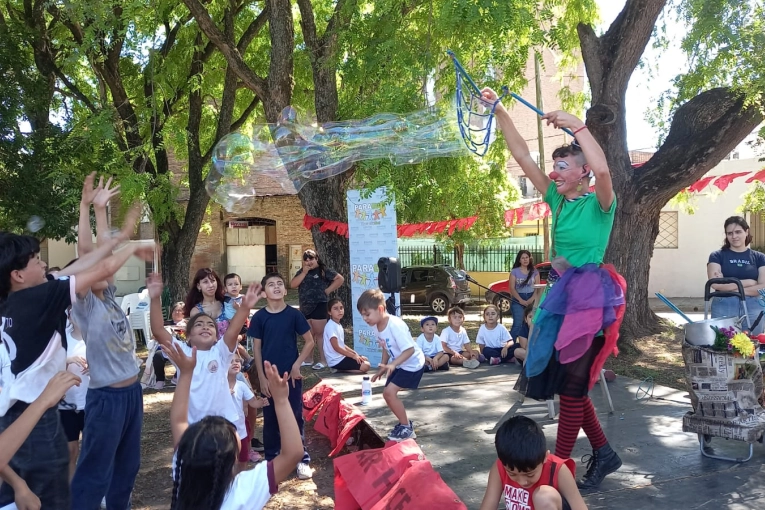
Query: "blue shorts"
386 367 424 389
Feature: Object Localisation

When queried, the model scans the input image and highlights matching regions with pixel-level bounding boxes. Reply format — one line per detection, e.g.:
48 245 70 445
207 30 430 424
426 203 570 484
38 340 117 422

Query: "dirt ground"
129 319 686 508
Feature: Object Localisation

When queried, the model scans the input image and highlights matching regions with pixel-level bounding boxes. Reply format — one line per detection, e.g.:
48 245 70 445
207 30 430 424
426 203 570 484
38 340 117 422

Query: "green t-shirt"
545 181 616 267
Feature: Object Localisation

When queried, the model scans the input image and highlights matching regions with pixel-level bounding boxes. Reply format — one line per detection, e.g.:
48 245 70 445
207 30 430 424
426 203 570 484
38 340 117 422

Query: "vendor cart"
681 278 765 463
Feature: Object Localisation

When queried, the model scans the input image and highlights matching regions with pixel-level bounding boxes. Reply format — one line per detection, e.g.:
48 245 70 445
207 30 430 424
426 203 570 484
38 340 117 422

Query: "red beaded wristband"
573 125 588 135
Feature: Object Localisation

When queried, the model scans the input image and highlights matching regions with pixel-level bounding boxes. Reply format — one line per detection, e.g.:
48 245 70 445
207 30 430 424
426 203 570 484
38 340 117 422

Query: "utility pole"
535 51 550 262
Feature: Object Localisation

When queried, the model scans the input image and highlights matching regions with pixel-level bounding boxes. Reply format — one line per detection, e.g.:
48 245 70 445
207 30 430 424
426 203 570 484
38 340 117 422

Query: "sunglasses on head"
303 254 316 261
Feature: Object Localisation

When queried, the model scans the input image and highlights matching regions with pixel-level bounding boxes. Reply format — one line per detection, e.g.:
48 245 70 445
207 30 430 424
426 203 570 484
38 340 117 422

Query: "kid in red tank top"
479 417 587 510
496 455 576 510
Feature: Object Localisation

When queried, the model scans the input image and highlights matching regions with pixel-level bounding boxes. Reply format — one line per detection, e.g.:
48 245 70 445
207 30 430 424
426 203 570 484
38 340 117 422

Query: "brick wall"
188 195 314 283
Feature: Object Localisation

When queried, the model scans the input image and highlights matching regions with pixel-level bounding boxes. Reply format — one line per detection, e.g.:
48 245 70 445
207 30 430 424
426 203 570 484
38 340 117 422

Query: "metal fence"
397 245 544 273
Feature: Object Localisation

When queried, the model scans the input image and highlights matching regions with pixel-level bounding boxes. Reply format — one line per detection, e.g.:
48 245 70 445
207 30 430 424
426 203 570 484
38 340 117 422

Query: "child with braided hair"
163 341 304 509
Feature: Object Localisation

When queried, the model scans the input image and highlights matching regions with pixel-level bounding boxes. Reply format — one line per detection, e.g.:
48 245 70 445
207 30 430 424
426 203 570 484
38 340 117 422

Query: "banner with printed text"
347 188 398 367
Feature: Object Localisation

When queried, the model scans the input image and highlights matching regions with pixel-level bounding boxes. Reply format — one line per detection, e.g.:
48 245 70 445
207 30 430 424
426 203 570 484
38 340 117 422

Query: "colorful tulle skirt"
519 263 626 401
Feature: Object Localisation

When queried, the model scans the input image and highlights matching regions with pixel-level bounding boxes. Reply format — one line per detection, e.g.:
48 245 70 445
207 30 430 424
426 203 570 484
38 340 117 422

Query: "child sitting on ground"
479 416 587 510
228 357 268 471
358 289 425 441
513 304 535 364
323 298 371 373
441 306 481 369
416 316 449 372
163 342 304 509
478 305 525 365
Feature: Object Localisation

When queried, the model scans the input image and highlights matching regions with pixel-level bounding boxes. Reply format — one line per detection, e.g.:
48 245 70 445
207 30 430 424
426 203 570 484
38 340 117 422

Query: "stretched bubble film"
206 105 469 213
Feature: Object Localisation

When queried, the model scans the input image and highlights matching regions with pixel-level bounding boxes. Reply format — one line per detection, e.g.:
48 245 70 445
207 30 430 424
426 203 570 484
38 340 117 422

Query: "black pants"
153 351 170 382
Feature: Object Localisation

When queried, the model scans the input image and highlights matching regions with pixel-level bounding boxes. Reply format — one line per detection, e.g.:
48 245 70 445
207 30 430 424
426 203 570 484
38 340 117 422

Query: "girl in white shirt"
323 299 371 373
162 342 304 510
476 305 524 365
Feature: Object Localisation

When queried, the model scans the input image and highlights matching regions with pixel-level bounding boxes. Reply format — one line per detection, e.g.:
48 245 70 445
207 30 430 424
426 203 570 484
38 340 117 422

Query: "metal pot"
684 316 741 346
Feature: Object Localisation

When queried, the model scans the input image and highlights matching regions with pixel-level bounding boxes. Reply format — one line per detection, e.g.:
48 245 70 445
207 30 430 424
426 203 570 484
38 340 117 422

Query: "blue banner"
346 187 398 367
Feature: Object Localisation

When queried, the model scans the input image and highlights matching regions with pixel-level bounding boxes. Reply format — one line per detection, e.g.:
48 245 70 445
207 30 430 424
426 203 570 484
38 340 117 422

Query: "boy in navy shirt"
248 272 315 480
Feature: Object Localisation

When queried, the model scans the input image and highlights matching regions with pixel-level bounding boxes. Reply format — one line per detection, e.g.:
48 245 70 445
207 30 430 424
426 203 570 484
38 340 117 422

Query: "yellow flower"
729 333 755 358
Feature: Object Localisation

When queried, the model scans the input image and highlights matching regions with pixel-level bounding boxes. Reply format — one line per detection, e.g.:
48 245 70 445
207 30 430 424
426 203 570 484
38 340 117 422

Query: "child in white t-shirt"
148 273 258 430
358 289 425 442
58 314 91 481
163 342 304 510
477 305 523 365
415 316 449 372
441 307 482 369
323 299 371 373
228 357 268 472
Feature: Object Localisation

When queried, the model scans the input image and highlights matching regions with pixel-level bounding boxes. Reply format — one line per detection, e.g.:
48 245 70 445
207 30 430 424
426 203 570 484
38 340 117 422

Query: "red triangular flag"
712 172 750 192
745 168 765 183
688 176 715 193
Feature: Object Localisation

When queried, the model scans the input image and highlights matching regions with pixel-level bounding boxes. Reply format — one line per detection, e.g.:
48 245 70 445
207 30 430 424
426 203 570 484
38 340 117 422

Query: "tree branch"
51 62 98 112
230 95 260 132
578 0 665 102
634 87 763 205
181 0 268 99
237 4 269 52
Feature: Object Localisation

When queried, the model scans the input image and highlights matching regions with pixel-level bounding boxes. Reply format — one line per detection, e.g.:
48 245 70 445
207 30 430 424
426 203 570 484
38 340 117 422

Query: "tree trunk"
577 0 763 340
605 192 663 338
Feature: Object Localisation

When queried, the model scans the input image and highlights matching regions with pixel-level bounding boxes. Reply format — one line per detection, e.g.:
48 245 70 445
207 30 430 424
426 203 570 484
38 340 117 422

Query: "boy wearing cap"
416 317 450 372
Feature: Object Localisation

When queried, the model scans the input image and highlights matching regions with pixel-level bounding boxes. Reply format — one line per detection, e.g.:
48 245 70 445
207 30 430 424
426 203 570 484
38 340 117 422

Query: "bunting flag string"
302 167 765 238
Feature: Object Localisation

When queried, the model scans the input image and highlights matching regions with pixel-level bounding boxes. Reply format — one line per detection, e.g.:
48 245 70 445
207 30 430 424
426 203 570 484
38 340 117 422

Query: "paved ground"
319 360 765 510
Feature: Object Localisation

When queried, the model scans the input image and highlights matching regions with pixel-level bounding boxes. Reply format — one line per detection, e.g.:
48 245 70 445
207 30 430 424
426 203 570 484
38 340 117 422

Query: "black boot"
577 443 622 490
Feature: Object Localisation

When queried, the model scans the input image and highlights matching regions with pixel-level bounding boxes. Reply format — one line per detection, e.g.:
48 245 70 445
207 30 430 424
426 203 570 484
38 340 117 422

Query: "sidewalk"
319 363 765 509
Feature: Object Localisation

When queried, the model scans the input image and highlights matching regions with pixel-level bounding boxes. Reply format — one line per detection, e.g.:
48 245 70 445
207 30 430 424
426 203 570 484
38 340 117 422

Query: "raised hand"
242 282 263 309
80 172 102 205
146 273 164 299
132 241 156 262
265 361 289 402
162 343 197 374
93 176 121 209
540 111 585 131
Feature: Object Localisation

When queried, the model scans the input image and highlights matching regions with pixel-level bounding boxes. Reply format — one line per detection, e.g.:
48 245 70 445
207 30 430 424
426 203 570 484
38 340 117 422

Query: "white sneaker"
301 361 313 367
296 462 313 480
154 381 164 390
463 359 480 369
100 497 107 509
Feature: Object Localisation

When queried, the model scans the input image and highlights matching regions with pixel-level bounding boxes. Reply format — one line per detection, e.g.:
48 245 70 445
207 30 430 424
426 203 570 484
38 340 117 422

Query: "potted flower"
728 332 756 358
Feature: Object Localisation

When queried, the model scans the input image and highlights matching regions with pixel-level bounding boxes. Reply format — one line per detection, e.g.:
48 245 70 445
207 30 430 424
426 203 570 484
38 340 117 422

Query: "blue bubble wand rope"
447 50 575 147
447 50 507 156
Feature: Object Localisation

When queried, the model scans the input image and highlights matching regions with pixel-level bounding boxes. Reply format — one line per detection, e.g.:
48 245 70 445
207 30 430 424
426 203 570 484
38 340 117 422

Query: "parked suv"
484 261 551 313
400 265 472 314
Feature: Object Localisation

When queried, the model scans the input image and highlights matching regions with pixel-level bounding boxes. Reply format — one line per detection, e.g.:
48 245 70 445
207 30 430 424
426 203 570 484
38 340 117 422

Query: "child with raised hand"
479 416 587 510
69 176 157 508
228 356 269 471
477 305 524 365
441 306 481 369
324 298 370 374
0 172 153 509
163 342 304 510
358 289 425 441
248 272 315 480
148 273 260 431
416 316 450 372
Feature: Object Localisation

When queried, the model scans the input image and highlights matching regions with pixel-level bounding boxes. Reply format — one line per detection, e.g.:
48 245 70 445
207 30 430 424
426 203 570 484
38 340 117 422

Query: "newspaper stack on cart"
682 340 765 443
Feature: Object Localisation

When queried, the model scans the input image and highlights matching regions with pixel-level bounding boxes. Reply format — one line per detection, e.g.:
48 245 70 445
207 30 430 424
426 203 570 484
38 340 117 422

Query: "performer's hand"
481 88 506 113
541 111 585 131
501 346 509 359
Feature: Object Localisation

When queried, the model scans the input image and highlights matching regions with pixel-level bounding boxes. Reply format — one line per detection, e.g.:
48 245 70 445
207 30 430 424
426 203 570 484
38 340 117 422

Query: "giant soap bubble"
206 105 477 213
